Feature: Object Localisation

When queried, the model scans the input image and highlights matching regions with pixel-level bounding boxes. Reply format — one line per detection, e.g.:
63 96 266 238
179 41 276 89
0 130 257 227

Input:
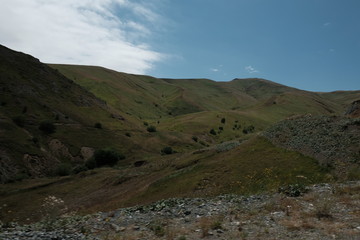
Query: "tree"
161 146 173 155
147 125 157 132
210 128 217 135
91 149 125 168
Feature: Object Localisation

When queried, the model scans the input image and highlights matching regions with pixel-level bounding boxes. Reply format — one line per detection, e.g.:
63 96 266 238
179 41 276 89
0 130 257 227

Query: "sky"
0 0 359 92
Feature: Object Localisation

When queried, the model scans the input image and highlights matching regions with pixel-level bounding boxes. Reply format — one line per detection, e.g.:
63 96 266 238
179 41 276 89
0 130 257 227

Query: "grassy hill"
1 44 359 223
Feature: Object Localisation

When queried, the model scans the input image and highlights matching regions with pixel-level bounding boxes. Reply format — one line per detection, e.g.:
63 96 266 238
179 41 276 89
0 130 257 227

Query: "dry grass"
197 215 224 238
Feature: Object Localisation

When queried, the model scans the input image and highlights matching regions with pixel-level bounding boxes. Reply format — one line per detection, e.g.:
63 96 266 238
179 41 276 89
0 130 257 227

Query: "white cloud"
210 68 219 72
323 22 331 27
0 0 165 74
245 65 259 74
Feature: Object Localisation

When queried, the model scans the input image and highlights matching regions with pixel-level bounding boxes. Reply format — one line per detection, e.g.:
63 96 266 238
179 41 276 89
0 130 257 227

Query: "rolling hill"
1 44 359 224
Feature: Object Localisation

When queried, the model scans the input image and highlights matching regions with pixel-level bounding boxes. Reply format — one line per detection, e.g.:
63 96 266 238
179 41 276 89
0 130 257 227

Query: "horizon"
0 0 359 92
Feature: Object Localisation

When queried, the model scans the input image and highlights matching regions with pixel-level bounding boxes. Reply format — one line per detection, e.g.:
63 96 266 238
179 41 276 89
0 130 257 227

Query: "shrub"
192 136 198 142
219 126 223 131
92 149 125 167
278 184 308 197
39 121 56 134
94 122 102 129
54 163 72 176
221 118 226 124
210 128 217 135
242 125 255 134
143 121 149 126
12 116 25 127
125 132 131 137
147 125 157 132
161 146 173 155
85 158 97 170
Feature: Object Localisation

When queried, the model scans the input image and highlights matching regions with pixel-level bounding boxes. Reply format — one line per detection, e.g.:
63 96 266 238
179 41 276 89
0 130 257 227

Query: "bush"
94 122 102 129
209 128 217 135
278 184 308 197
143 121 149 126
219 126 223 131
92 149 125 167
39 121 56 134
54 163 72 176
147 125 157 132
12 116 25 127
85 158 97 170
125 132 131 137
221 118 226 124
192 136 198 142
242 125 255 134
161 146 173 155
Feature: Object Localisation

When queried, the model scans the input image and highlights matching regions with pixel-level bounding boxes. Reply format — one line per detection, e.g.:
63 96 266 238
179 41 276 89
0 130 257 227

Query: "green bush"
85 158 97 170
39 121 56 134
278 184 308 197
210 128 217 135
147 125 157 132
94 122 102 129
221 118 226 124
92 149 125 168
242 125 255 134
54 163 72 176
161 146 173 155
192 136 198 142
125 132 131 137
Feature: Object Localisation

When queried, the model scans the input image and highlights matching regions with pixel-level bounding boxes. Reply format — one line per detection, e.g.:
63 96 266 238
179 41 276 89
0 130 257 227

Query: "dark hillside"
0 45 141 182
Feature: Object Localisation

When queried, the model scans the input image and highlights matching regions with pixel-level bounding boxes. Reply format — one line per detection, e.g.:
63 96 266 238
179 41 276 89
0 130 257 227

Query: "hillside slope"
1 45 359 225
0 45 155 183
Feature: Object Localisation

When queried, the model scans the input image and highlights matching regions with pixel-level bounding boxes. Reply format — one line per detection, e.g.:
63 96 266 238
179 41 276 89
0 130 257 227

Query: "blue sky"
147 0 360 91
0 0 359 91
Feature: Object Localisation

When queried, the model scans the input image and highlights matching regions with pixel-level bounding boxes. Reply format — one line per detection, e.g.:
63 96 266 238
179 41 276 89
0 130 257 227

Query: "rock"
110 223 121 232
80 147 94 161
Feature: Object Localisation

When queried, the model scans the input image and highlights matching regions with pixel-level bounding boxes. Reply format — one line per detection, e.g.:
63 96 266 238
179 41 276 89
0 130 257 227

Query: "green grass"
125 136 330 204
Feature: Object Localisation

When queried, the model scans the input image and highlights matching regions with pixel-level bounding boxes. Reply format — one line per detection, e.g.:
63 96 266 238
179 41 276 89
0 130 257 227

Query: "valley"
0 44 359 239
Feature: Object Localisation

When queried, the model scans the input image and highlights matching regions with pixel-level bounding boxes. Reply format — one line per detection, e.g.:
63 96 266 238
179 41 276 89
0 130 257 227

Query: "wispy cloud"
210 68 219 72
0 0 165 74
323 22 331 27
245 65 259 74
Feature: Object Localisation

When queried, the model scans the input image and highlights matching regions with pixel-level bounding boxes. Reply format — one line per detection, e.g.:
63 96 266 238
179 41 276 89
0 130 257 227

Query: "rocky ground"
1 181 359 240
262 115 360 179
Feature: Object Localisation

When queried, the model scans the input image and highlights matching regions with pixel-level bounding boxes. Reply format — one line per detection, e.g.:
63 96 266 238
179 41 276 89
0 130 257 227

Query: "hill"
0 45 359 225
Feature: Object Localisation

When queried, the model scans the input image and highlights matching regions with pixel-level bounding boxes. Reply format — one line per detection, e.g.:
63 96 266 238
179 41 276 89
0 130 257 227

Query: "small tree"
161 146 173 155
39 121 56 134
147 125 157 132
92 149 125 167
210 129 217 135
